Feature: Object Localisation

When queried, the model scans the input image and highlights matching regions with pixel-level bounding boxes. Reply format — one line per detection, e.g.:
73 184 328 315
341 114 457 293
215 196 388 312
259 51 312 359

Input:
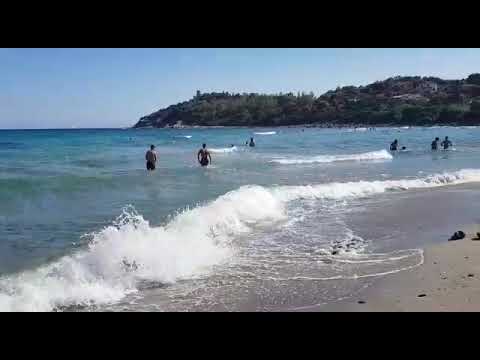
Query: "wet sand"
318 226 480 311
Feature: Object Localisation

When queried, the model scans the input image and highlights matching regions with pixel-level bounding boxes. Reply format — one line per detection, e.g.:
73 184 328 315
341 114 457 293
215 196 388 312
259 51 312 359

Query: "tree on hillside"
467 74 480 86
470 100 480 114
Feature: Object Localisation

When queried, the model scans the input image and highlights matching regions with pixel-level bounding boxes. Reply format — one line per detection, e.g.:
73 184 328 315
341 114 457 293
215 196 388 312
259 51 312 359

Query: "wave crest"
209 146 238 153
271 150 392 165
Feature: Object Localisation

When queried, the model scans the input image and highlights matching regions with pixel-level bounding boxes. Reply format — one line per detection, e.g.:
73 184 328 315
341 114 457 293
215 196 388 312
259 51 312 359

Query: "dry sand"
318 226 480 311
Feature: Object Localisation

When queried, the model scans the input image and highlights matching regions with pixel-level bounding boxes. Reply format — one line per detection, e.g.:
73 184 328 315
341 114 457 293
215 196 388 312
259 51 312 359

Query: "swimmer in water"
441 136 452 150
249 137 255 147
431 137 439 151
390 139 398 151
197 143 212 167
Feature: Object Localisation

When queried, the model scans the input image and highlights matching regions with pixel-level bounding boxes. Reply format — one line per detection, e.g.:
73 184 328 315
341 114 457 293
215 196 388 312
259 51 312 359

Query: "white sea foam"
269 248 425 281
176 135 192 139
0 187 285 311
2 168 480 311
271 168 480 202
209 146 238 153
254 131 276 135
271 150 393 165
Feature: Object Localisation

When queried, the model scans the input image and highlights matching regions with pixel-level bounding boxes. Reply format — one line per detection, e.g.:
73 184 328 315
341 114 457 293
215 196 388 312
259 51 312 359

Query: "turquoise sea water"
1 126 480 311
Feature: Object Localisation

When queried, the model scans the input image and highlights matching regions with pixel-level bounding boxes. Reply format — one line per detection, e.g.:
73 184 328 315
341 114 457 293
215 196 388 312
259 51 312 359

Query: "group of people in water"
431 136 452 150
147 133 455 171
145 137 257 170
389 136 453 152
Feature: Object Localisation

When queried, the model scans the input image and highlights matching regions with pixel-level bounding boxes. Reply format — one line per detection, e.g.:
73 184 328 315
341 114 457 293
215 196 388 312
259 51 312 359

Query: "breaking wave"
2 168 480 311
209 146 238 153
254 131 276 135
270 150 393 165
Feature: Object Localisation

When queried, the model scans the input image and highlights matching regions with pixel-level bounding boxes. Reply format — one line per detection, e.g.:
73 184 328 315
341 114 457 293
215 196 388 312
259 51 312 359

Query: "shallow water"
1 126 479 311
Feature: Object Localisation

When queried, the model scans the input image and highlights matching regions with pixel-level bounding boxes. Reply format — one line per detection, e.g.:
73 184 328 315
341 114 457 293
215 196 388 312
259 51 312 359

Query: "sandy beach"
318 226 480 311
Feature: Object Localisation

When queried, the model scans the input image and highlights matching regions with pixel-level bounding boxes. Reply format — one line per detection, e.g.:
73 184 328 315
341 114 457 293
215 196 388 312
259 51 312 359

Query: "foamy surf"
209 146 238 153
267 248 424 282
271 150 392 165
272 168 480 202
2 168 480 311
0 187 286 311
254 131 276 135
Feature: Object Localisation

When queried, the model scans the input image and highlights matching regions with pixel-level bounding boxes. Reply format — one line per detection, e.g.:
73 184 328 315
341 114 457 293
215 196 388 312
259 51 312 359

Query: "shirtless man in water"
145 144 157 171
197 143 212 167
441 136 452 150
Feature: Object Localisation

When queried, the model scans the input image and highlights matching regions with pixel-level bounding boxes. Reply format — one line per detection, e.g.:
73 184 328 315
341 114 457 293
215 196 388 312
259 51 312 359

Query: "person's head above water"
250 137 254 141
202 143 206 149
150 145 155 150
435 137 439 141
445 136 449 140
393 139 398 143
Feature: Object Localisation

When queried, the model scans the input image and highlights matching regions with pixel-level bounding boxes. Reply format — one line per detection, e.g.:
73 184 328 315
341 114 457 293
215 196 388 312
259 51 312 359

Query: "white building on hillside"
418 81 439 93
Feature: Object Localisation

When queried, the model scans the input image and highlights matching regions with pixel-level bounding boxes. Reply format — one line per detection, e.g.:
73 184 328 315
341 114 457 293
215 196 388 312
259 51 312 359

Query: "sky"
1 48 480 129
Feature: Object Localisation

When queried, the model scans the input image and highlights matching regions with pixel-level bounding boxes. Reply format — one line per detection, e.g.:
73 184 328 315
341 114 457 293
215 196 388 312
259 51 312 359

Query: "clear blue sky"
1 48 480 129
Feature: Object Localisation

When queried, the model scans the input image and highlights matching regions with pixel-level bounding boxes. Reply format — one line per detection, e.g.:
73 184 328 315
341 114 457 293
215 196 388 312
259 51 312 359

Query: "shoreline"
131 124 477 130
316 226 480 312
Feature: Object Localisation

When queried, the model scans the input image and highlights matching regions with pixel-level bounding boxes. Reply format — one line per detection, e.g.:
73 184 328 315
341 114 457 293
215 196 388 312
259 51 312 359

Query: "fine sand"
318 226 480 311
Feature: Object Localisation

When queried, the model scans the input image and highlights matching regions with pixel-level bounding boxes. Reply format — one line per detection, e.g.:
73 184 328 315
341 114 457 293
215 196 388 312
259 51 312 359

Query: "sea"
1 126 480 311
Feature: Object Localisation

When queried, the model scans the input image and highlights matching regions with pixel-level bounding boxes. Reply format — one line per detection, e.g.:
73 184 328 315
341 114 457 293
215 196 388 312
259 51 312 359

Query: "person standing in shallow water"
431 137 439 151
145 145 157 171
390 139 398 151
441 136 452 150
249 137 255 147
197 143 212 167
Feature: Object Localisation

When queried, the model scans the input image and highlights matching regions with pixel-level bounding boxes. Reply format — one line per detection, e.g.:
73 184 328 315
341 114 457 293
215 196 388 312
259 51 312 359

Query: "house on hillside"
392 94 426 101
417 81 439 94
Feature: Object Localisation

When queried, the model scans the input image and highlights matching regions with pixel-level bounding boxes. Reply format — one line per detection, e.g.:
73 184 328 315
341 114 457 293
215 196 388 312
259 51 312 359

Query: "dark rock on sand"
449 231 465 241
417 294 427 298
